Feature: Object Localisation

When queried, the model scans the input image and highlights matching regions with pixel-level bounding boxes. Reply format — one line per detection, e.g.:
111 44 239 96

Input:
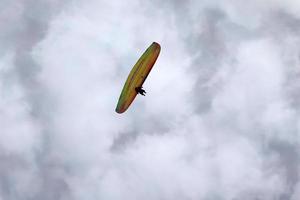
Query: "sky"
0 0 300 199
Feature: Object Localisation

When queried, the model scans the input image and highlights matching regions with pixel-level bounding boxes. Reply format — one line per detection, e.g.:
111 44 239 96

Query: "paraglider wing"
115 42 161 114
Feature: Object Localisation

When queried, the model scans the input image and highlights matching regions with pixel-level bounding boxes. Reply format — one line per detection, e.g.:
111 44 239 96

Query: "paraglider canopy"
115 42 161 114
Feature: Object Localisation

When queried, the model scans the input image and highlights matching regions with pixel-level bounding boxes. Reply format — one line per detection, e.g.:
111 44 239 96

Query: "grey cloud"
1 0 300 200
1 0 71 199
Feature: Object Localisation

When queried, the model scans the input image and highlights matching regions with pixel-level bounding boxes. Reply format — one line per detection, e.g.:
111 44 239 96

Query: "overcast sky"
0 0 300 199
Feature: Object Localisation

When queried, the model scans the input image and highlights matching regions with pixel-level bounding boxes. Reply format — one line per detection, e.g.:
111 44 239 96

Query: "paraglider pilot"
135 86 146 96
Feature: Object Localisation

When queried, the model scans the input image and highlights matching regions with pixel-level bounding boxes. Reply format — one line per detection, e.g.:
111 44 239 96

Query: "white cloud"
1 0 300 199
0 53 40 155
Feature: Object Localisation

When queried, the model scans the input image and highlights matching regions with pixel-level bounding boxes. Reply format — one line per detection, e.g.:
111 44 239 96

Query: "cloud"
0 0 300 199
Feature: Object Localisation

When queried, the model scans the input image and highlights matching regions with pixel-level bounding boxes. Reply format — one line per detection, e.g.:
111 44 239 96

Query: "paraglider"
115 42 161 114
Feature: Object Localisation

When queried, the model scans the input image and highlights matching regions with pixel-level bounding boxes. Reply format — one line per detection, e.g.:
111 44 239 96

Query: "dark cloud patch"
0 154 28 200
187 9 229 114
111 130 139 152
262 11 300 38
268 139 300 199
33 157 72 200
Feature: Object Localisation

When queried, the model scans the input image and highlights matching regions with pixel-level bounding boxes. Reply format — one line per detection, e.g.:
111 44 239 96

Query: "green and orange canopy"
116 42 161 114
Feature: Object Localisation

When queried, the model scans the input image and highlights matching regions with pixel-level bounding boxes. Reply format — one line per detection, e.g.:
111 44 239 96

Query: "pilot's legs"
135 87 146 96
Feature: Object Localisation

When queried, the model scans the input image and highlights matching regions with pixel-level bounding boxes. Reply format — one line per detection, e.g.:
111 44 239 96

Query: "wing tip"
115 108 124 114
152 42 161 50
